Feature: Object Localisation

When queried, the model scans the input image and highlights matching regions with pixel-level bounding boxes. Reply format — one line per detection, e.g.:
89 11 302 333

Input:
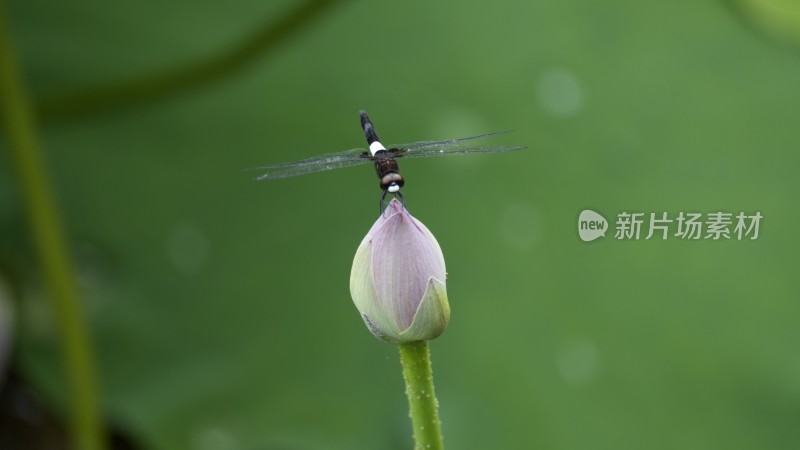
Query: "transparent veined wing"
389 130 526 159
247 147 371 181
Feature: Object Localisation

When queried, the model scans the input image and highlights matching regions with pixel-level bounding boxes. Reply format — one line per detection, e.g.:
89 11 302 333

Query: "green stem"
0 10 106 450
398 340 444 450
38 0 344 123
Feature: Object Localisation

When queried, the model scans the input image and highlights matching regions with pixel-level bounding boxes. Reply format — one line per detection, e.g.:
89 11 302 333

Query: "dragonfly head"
380 173 404 193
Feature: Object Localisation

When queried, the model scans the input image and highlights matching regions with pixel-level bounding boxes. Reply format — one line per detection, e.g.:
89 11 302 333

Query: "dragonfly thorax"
373 150 404 192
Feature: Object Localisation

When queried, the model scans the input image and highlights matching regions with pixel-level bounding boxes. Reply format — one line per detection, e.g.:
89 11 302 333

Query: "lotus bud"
350 199 449 343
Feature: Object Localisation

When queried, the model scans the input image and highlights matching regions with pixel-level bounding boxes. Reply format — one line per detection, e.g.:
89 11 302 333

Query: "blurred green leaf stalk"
0 9 106 450
0 1 343 448
350 199 448 449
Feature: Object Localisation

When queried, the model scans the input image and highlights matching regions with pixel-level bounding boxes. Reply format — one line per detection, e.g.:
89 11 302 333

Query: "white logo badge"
578 209 608 242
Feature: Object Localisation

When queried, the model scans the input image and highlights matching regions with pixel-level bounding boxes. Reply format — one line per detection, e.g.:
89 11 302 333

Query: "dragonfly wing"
390 131 526 159
249 148 371 181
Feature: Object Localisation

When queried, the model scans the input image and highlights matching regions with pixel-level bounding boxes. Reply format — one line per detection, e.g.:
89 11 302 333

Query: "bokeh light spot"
498 202 544 252
167 223 210 275
557 339 600 386
535 68 584 118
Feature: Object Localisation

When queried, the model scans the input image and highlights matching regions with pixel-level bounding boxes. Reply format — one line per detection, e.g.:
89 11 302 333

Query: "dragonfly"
249 110 525 205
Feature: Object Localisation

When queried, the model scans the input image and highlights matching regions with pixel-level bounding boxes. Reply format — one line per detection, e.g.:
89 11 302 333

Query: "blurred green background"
2 0 799 449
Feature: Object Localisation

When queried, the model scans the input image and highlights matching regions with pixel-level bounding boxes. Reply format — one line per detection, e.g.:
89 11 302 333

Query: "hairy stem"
0 10 106 450
399 341 444 450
